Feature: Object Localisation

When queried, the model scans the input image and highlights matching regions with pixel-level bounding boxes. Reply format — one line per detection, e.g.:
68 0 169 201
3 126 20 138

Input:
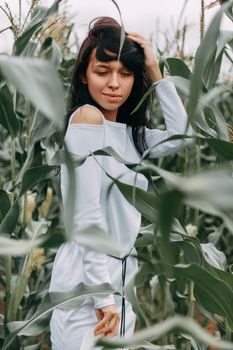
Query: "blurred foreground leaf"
0 56 65 129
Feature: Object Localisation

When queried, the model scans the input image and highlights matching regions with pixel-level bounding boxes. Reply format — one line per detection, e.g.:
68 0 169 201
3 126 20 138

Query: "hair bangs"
90 26 144 73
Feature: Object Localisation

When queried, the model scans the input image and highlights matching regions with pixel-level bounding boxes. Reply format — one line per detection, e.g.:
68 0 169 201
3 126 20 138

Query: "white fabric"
49 77 194 349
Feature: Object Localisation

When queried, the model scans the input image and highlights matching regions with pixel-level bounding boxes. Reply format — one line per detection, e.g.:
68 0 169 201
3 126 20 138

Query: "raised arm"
126 32 194 159
145 77 194 159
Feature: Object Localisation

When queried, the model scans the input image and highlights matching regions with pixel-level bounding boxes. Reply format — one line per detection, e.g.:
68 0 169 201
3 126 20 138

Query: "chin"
100 102 121 111
100 107 117 112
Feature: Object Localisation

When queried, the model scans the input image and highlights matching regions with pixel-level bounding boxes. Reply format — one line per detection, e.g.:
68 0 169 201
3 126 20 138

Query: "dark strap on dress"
120 256 127 338
108 247 134 340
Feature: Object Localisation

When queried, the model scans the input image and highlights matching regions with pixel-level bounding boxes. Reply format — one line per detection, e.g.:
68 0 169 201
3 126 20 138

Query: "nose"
108 73 119 90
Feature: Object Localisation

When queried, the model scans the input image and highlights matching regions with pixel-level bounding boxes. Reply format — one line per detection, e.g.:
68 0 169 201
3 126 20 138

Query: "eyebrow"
93 64 109 68
93 63 130 70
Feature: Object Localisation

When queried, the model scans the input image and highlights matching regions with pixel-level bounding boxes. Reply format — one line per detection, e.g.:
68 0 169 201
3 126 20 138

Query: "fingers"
126 31 161 81
95 308 103 321
101 313 120 337
94 311 120 337
127 32 147 41
127 31 144 39
94 311 112 333
127 33 150 48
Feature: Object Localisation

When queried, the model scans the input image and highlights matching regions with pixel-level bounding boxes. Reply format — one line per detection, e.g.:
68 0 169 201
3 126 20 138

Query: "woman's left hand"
127 32 163 82
94 304 120 337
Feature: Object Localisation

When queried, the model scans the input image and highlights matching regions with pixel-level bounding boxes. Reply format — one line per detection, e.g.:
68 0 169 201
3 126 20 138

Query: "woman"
49 16 193 349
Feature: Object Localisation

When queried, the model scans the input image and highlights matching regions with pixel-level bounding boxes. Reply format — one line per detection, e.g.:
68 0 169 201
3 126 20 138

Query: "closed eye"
96 71 108 75
121 70 133 77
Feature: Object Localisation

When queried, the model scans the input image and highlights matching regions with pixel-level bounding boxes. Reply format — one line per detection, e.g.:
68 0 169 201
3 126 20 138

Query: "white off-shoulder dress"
49 77 193 350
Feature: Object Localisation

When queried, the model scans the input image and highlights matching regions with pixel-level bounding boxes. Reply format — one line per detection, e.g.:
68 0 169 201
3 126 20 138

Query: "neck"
100 109 118 122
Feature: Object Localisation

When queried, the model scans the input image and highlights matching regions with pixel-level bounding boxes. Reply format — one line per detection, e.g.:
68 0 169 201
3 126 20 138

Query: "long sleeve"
61 123 115 309
145 76 194 159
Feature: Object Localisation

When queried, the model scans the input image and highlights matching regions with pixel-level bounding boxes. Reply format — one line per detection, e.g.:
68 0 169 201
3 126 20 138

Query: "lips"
102 93 122 98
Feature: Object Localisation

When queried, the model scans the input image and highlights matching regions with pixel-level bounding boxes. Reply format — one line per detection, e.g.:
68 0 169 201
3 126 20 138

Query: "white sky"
0 0 232 56
68 0 231 53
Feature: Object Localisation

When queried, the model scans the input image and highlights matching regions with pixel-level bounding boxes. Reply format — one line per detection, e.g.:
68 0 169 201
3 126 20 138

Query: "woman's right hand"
127 32 163 82
94 304 120 337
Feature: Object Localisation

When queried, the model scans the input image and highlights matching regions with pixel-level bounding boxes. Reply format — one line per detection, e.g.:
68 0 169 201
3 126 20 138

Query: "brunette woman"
49 16 193 350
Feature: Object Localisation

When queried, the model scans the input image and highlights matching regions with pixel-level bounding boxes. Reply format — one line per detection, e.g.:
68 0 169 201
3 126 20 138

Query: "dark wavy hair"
66 16 153 156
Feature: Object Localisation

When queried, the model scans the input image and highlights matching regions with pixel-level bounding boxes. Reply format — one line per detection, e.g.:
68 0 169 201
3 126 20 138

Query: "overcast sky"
0 0 232 55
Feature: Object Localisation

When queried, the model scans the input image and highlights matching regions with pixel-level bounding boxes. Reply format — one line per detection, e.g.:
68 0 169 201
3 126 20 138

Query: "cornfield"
0 0 233 349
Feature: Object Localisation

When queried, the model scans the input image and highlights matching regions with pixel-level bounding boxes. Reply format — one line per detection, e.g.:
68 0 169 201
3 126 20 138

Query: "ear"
81 76 87 84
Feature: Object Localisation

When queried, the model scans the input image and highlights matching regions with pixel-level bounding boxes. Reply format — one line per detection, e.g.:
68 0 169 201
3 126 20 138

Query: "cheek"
86 76 103 98
125 78 134 97
87 75 102 89
129 78 134 91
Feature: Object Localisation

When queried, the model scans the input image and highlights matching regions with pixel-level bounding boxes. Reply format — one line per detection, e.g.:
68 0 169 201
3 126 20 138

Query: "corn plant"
0 0 233 349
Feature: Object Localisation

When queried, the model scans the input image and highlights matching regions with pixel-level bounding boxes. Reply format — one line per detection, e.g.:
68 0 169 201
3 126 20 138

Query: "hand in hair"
127 32 163 82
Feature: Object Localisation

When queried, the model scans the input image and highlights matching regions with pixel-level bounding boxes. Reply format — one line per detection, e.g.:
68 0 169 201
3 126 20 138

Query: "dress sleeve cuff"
94 294 115 309
154 76 173 88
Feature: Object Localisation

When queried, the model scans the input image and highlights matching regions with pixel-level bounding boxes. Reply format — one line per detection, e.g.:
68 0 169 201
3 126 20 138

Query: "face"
82 48 134 120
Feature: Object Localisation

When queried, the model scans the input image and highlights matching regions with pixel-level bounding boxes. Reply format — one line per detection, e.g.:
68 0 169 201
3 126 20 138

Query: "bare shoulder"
70 105 103 125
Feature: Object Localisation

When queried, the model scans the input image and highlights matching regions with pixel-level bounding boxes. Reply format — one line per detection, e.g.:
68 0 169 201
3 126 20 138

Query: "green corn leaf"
13 0 61 56
0 85 19 137
3 283 118 349
187 0 233 120
97 315 233 349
